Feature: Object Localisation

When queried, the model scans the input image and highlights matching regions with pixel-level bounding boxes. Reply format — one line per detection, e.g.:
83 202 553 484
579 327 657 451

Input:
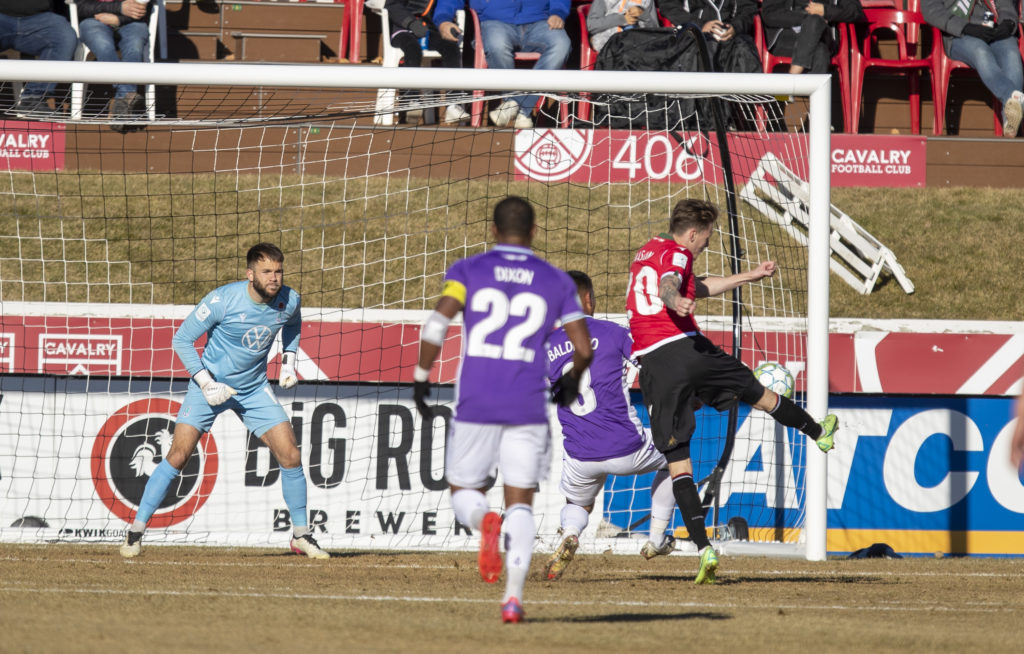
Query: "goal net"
0 59 832 559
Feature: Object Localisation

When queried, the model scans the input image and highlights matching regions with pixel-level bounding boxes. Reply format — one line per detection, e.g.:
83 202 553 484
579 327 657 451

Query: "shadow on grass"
533 611 731 624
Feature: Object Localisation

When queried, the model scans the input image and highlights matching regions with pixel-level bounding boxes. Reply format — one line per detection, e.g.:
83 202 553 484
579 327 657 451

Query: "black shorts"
638 333 765 463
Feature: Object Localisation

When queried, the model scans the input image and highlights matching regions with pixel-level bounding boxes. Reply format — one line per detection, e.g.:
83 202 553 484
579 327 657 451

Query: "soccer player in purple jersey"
412 196 593 624
543 271 677 581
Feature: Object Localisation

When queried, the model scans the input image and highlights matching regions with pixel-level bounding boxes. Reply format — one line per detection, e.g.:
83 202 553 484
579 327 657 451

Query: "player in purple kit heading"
543 271 677 581
412 196 593 623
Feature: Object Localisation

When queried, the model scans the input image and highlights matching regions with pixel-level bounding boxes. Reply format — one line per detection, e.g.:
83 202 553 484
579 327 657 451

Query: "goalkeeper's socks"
503 504 534 603
134 458 180 525
769 395 823 439
671 473 711 551
280 465 309 528
451 488 488 531
560 503 589 537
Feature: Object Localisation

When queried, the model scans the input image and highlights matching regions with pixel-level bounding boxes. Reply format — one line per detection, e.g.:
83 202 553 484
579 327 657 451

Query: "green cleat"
816 414 838 453
695 546 719 585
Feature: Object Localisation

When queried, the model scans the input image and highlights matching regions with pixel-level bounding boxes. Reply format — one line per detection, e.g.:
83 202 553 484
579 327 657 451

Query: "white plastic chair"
67 0 166 121
373 8 464 125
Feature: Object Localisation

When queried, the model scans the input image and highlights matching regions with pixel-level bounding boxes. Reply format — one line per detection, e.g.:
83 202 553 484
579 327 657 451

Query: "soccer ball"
753 362 795 399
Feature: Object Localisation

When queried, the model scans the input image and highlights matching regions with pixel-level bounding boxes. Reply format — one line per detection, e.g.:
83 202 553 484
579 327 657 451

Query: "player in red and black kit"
627 198 838 584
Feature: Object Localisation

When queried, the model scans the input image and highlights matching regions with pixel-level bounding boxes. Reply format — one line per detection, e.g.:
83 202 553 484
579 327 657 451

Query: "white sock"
649 469 674 546
451 488 488 531
559 503 589 539
293 525 311 538
502 503 534 603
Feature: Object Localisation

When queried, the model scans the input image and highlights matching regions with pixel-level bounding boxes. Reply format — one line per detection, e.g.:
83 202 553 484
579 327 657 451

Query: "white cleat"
120 531 142 559
640 534 676 560
290 533 330 560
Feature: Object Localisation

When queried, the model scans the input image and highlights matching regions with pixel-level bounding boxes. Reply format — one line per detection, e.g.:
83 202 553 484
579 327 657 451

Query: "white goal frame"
1 60 832 561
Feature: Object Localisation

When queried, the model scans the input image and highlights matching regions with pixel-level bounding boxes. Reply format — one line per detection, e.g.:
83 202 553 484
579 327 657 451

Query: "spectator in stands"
384 0 469 124
922 0 1024 138
658 0 762 73
436 0 571 128
75 0 151 127
760 0 863 75
586 0 659 53
0 0 78 118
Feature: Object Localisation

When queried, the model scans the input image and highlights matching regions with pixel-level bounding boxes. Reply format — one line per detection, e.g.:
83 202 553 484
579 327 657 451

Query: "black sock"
671 473 710 550
769 395 822 439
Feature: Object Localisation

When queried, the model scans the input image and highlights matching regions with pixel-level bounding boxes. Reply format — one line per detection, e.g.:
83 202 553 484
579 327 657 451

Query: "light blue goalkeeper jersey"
172 279 301 393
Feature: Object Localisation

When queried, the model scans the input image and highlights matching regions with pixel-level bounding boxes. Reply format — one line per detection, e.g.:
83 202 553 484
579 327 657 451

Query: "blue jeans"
0 11 78 97
79 18 150 98
480 19 570 115
948 35 1023 107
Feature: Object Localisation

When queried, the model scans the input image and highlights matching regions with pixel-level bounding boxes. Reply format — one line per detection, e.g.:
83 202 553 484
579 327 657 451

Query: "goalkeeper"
119 243 328 560
544 271 676 582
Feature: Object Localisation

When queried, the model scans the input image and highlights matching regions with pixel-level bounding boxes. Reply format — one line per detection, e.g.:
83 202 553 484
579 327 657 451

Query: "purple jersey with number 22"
547 316 645 461
445 244 585 425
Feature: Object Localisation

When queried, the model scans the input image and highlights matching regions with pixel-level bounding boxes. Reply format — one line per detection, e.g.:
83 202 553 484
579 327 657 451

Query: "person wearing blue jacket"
435 0 571 128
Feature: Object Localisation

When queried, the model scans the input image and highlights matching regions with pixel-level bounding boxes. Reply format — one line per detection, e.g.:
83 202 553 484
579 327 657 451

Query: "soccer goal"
0 55 832 560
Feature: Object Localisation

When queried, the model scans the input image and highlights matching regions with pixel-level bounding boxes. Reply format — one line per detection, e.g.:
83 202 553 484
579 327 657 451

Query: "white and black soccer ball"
753 361 795 399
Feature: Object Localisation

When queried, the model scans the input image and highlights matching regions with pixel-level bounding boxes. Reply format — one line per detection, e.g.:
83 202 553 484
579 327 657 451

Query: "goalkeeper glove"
550 371 581 407
193 369 237 406
279 351 298 389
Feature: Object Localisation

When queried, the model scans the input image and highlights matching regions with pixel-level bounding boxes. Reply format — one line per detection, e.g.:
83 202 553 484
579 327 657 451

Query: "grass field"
3 173 1023 322
3 544 1023 653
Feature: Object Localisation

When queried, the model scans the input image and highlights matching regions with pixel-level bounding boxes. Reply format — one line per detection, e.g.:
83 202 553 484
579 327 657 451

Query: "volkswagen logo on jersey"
242 325 273 352
91 398 218 527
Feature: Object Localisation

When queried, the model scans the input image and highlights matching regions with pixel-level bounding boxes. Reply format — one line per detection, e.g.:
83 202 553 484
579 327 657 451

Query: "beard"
251 277 280 301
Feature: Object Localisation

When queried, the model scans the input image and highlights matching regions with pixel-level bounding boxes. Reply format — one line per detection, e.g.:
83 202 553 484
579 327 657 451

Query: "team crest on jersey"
513 129 594 182
90 398 218 527
242 325 273 351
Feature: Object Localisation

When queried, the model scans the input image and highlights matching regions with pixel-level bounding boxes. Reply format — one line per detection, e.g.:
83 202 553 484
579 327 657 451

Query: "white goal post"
0 59 832 561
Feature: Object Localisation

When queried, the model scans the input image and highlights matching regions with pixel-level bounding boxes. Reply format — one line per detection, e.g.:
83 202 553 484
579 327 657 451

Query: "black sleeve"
823 0 864 25
657 0 701 27
760 0 804 29
729 0 757 37
75 0 121 20
384 0 419 31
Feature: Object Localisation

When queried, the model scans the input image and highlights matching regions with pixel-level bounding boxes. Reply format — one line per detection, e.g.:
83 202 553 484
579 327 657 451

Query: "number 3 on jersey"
466 288 547 362
560 361 596 416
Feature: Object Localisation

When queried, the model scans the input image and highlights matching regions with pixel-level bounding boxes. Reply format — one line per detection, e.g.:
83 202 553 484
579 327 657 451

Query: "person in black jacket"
761 0 863 74
658 0 762 73
0 0 78 117
384 0 468 123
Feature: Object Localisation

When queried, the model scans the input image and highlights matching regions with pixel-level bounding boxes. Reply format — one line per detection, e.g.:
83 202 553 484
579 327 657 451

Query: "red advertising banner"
1 313 1021 396
512 129 926 188
0 120 66 171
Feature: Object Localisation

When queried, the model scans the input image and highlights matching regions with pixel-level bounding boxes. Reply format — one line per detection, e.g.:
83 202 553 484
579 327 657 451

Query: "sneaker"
510 112 534 129
544 533 579 580
110 92 143 133
120 530 143 559
443 103 470 124
640 534 676 560
816 414 838 453
694 545 718 585
478 511 502 583
1005 91 1024 138
489 99 520 128
11 94 51 119
501 597 525 623
290 533 330 560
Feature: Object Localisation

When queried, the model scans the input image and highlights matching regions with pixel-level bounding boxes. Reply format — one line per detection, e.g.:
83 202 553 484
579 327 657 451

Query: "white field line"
0 585 1018 613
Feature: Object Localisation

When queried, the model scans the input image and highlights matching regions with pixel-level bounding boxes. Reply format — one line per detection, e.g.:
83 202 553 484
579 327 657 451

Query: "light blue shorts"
176 381 288 437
